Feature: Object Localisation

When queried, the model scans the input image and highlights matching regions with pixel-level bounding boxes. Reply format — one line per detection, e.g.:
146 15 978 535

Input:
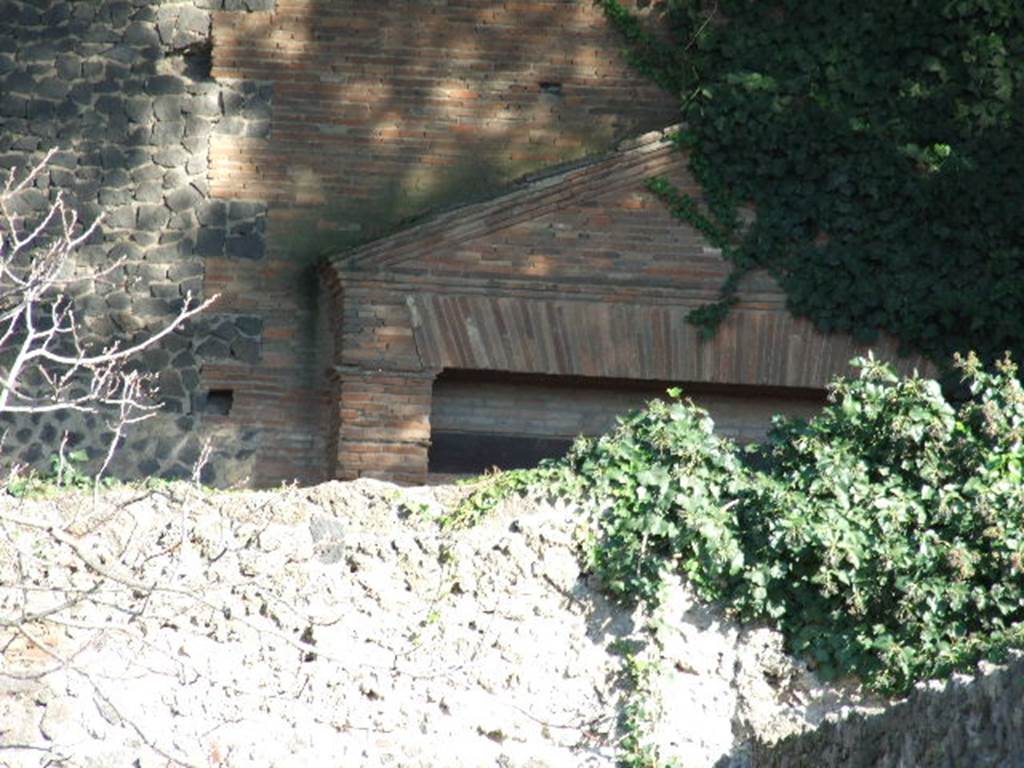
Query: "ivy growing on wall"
602 0 1024 366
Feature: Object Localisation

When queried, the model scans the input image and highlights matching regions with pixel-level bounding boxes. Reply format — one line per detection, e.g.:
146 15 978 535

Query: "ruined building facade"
0 1 927 485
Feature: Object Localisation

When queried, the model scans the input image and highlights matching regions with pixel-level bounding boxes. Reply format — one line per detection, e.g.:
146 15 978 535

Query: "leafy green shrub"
490 355 1024 693
735 354 1024 690
566 393 747 603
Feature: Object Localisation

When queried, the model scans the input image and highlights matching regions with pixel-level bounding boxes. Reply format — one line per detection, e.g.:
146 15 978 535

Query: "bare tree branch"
0 149 218 430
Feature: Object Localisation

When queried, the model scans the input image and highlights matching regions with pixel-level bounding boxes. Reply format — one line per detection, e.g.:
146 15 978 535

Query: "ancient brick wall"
0 0 674 486
205 0 677 483
330 130 934 482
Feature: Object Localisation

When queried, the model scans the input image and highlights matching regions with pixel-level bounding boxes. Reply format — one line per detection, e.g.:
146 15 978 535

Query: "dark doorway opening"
427 369 826 475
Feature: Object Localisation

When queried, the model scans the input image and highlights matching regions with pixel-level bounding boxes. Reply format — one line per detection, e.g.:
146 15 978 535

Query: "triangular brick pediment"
331 127 755 300
326 125 936 391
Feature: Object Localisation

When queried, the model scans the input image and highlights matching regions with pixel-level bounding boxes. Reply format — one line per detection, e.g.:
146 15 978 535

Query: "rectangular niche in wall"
427 369 828 475
196 388 234 416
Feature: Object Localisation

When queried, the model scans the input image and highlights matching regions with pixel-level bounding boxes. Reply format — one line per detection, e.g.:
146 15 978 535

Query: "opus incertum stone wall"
1 0 277 484
1 0 674 486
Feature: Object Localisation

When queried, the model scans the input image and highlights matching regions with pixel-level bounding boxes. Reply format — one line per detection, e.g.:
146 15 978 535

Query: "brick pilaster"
334 366 437 485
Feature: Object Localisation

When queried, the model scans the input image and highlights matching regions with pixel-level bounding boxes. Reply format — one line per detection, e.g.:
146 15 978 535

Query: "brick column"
334 366 437 485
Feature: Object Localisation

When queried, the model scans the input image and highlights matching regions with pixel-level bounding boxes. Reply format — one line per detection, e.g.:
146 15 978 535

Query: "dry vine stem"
0 148 217 480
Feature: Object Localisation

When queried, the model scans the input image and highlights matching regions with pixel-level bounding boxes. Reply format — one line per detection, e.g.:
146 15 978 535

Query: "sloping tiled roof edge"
331 124 684 274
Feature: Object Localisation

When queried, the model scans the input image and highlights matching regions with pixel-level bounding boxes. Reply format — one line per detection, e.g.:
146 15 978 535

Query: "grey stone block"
3 71 34 96
102 168 131 187
195 227 226 256
154 95 185 121
135 296 178 316
5 188 48 215
231 337 261 364
195 337 230 358
147 75 185 95
150 282 181 299
186 155 207 175
165 185 201 212
105 1 133 27
225 234 264 260
50 169 76 186
196 200 227 227
103 45 138 65
228 200 263 220
162 168 189 189
21 43 59 63
36 78 70 100
95 94 126 116
179 6 211 37
216 115 245 136
124 22 160 48
137 204 170 231
82 60 105 81
101 146 127 169
242 101 272 121
189 90 220 117
155 6 180 45
212 321 239 341
181 136 206 156
135 181 163 203
124 96 153 123
244 120 270 138
153 147 188 167
185 115 213 137
168 210 197 230
221 88 244 115
229 216 265 237
27 100 55 121
0 95 27 118
168 261 204 280
309 514 346 564
68 83 95 105
132 164 164 183
235 316 263 337
131 231 159 247
164 334 190 354
106 204 136 228
106 293 132 311
179 276 203 295
152 120 185 143
142 243 182 264
55 99 81 121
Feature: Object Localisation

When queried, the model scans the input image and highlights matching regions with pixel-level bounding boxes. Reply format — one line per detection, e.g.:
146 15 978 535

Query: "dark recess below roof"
428 431 573 475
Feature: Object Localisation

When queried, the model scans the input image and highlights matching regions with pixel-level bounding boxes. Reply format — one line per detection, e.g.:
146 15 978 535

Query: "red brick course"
203 0 677 486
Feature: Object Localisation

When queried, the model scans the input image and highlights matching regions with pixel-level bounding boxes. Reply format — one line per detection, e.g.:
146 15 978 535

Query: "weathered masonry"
1 0 674 486
1 0 935 486
325 130 932 483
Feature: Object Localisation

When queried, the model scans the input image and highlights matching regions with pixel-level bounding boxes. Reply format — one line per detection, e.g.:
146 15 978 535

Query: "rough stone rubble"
0 479 882 767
